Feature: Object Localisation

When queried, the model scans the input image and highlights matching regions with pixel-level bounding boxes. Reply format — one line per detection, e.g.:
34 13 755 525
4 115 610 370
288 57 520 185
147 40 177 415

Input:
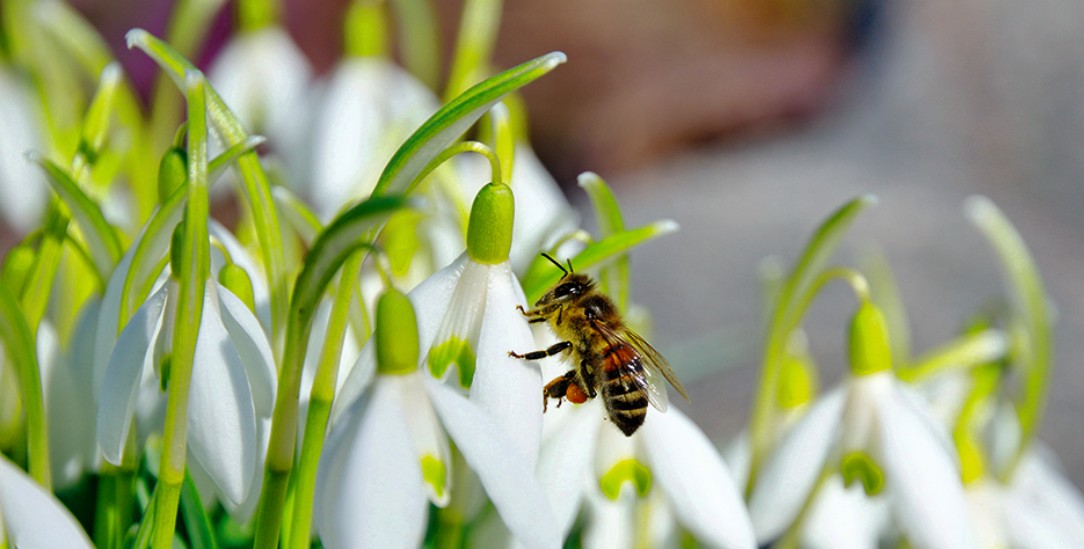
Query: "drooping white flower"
317 289 558 549
309 57 438 219
535 397 756 549
95 225 275 513
749 302 976 548
337 182 543 464
0 68 48 231
208 27 312 183
0 454 93 548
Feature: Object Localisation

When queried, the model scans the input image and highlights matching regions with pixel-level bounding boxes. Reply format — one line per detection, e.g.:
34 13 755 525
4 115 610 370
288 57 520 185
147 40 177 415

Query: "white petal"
0 456 93 548
641 406 756 549
216 283 276 417
97 284 168 464
538 402 602 534
316 380 428 549
186 286 258 505
330 342 376 426
0 70 47 231
748 389 844 543
49 301 100 486
395 374 452 506
582 488 636 549
470 263 542 464
877 389 976 549
210 221 271 331
410 253 467 350
424 257 487 384
1008 448 1084 545
309 59 437 219
506 145 577 271
803 477 887 549
425 379 561 549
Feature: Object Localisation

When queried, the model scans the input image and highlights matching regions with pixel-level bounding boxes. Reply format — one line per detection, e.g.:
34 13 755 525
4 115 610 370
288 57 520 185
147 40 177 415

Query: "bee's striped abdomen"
600 343 649 436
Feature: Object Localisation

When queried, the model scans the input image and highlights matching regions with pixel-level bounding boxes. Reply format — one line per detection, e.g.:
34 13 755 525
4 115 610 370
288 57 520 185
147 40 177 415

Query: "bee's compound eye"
554 282 582 299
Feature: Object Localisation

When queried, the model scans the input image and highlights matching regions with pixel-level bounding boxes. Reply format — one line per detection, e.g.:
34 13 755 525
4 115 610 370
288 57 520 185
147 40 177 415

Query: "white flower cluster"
1 3 1083 549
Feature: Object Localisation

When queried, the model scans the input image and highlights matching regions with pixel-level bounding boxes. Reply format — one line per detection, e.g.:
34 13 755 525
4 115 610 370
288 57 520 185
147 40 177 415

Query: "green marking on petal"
427 337 476 388
599 458 652 501
376 289 420 376
466 183 514 265
840 451 885 496
848 301 893 377
420 454 447 500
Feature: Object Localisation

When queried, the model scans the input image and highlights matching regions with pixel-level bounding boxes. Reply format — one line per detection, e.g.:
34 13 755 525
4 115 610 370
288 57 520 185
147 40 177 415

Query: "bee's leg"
508 340 572 361
579 359 598 398
516 304 550 324
543 371 576 412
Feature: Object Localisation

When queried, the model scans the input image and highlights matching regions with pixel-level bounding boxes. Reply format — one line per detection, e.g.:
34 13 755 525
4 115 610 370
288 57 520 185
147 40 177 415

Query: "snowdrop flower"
0 68 48 231
0 455 93 548
339 182 543 462
749 301 976 548
96 226 276 511
317 288 558 549
208 27 312 182
309 57 438 219
536 396 755 549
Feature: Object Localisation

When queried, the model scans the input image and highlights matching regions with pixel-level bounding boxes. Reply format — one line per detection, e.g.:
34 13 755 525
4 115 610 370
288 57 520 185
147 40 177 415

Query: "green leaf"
522 219 678 304
578 172 629 310
32 156 123 281
180 471 218 549
0 285 49 487
372 51 566 197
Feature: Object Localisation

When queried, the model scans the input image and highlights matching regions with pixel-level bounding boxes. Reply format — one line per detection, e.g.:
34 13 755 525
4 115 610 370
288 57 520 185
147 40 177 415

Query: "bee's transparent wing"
637 355 670 412
622 328 690 403
595 323 689 413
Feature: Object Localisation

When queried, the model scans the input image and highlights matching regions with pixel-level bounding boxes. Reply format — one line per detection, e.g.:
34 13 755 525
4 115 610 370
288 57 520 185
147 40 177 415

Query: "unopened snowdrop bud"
848 300 892 377
1 243 35 293
218 264 256 314
376 289 420 376
158 147 187 201
466 182 514 265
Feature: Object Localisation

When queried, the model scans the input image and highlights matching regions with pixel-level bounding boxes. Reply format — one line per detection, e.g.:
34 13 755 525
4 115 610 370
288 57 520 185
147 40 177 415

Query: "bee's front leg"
516 304 548 324
508 340 572 361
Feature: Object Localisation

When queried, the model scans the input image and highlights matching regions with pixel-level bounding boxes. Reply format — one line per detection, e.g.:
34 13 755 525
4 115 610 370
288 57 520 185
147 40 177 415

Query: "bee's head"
535 253 592 307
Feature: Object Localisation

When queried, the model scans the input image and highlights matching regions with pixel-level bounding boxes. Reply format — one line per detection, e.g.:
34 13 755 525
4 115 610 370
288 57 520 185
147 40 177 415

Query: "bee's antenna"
541 252 568 277
567 258 574 273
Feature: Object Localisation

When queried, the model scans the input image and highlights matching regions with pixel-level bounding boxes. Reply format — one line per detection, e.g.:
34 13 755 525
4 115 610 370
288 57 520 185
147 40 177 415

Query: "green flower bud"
466 183 514 265
848 300 892 376
376 288 420 376
218 263 256 314
158 147 188 203
1 244 36 295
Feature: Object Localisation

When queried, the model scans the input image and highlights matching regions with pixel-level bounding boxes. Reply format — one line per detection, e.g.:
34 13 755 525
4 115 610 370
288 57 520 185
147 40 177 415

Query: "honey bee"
509 254 690 436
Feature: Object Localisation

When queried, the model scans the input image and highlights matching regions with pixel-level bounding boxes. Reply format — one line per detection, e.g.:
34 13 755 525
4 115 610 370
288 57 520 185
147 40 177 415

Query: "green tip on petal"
218 264 256 314
158 147 187 203
466 182 514 265
840 451 885 496
420 454 448 500
375 289 420 376
599 458 653 501
427 337 476 388
848 300 893 376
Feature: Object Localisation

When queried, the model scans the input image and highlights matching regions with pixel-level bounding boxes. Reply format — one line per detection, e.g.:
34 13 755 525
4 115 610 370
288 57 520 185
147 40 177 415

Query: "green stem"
152 72 211 549
390 0 441 89
776 463 835 549
444 0 503 100
965 197 1052 480
745 196 875 497
288 252 365 548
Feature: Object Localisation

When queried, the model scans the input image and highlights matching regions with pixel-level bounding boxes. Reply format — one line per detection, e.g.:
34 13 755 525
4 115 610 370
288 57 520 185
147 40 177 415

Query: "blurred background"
12 0 1084 486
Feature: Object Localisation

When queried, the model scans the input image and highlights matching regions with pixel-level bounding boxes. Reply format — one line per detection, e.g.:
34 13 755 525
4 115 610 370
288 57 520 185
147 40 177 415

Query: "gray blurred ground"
597 0 1084 485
